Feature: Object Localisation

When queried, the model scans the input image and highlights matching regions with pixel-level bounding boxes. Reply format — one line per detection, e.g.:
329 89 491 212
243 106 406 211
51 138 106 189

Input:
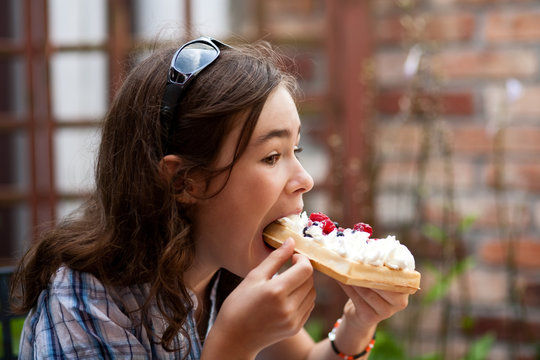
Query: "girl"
12 37 409 359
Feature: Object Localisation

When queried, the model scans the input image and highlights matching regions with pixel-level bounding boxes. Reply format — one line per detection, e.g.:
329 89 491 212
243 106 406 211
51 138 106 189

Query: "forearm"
201 326 257 360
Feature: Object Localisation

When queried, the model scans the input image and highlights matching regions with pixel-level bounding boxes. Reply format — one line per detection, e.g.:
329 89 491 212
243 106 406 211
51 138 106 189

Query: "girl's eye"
263 153 281 166
294 146 303 159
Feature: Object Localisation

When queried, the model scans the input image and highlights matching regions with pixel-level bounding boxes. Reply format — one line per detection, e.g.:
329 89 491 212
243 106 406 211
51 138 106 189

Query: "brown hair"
11 40 298 352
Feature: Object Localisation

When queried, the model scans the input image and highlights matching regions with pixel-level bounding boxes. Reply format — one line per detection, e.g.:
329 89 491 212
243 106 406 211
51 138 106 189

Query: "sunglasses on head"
160 36 230 154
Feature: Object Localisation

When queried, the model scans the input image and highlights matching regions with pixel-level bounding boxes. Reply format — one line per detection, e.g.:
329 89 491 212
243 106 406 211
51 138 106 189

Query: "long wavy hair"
11 40 298 352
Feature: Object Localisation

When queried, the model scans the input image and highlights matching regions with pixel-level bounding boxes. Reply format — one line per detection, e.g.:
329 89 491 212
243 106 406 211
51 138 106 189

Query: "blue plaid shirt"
19 266 220 359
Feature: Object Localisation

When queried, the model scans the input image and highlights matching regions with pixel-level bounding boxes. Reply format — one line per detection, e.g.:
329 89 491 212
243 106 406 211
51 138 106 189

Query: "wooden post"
325 0 374 226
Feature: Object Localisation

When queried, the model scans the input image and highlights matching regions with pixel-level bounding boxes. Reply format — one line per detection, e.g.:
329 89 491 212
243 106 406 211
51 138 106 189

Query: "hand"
208 238 316 358
339 284 409 332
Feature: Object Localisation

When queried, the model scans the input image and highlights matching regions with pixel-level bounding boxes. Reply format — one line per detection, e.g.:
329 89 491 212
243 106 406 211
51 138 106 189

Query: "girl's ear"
160 154 183 180
160 155 200 204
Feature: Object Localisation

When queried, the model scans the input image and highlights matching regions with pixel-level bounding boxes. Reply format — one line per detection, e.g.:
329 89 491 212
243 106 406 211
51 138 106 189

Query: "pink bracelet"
327 318 376 359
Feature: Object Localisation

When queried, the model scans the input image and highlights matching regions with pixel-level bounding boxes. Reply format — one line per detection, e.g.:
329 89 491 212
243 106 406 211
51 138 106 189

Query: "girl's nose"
289 160 314 195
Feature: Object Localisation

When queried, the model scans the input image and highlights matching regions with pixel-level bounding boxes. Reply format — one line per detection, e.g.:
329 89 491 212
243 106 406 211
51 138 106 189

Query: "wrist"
329 317 376 359
202 321 257 360
339 312 377 337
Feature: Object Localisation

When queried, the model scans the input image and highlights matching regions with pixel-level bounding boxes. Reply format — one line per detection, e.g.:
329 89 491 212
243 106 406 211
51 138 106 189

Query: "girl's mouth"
262 220 279 251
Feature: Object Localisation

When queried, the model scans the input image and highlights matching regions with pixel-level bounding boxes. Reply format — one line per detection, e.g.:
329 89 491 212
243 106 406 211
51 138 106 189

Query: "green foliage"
415 354 443 360
0 316 25 357
368 329 494 360
422 223 447 244
463 334 495 360
458 215 477 234
369 329 406 360
305 317 325 342
422 257 474 306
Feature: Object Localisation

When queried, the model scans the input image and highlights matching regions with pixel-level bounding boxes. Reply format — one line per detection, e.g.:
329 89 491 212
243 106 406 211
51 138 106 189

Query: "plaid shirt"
19 266 220 359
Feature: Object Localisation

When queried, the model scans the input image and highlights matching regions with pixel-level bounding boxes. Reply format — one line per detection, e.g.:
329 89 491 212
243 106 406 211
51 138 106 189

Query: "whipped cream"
277 212 416 271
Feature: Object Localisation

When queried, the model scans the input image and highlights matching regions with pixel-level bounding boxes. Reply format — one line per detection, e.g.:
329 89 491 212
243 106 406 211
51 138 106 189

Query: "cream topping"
277 212 416 271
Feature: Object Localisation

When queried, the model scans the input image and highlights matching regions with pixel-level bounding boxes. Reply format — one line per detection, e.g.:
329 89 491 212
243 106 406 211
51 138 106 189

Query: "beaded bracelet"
327 318 376 359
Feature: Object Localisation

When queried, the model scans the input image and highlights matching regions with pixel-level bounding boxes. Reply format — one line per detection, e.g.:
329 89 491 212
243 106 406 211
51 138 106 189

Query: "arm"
257 285 409 360
203 238 409 360
201 238 316 360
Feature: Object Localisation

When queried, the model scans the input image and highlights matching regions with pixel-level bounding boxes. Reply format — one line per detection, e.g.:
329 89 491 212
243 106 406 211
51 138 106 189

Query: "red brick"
523 281 540 307
475 198 530 228
467 316 540 342
432 50 538 79
485 162 540 192
265 16 325 40
265 0 316 14
376 123 422 157
503 126 540 154
376 13 475 44
375 52 408 86
437 0 535 4
372 0 422 15
449 267 508 305
424 194 531 228
486 11 540 42
376 90 474 115
280 52 316 82
535 202 540 230
484 86 540 121
509 86 540 119
451 125 494 155
480 239 540 269
379 160 475 189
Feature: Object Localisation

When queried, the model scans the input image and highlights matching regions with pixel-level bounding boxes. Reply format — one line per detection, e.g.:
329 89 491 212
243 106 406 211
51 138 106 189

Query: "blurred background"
1 0 540 359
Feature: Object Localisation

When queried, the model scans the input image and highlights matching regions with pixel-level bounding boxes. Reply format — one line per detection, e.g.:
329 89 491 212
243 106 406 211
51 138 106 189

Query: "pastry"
263 212 421 294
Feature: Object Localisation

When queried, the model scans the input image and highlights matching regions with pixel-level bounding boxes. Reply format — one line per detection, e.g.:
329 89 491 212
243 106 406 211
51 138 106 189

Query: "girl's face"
191 86 314 278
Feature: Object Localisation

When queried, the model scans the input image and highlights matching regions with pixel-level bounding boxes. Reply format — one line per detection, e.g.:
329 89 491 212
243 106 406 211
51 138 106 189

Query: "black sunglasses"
160 37 230 154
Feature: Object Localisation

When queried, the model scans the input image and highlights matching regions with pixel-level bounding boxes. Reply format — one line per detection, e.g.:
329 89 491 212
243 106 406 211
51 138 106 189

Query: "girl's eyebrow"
254 126 301 145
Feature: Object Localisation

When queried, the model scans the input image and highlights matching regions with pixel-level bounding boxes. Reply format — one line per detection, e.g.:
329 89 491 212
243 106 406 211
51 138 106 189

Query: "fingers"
275 252 313 289
340 284 409 327
253 238 296 279
268 253 315 331
372 288 409 309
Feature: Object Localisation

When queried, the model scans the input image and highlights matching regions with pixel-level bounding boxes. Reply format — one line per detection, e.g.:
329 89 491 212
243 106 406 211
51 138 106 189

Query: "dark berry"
302 227 313 238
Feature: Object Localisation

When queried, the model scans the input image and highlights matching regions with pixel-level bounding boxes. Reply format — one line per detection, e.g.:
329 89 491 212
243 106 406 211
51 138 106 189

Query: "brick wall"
373 1 540 359
258 0 540 358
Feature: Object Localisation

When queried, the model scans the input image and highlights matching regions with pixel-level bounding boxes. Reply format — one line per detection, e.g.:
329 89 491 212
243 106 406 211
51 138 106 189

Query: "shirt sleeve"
19 267 152 359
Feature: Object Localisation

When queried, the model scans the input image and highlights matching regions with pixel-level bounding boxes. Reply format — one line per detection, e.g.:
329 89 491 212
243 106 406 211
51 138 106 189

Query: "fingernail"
284 237 294 248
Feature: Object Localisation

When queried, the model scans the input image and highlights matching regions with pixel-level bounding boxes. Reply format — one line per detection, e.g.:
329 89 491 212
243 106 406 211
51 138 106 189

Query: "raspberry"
353 222 373 236
309 212 330 222
321 219 336 234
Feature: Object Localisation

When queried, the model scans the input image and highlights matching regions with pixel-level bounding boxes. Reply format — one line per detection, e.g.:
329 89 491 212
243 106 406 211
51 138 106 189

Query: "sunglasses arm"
160 82 184 154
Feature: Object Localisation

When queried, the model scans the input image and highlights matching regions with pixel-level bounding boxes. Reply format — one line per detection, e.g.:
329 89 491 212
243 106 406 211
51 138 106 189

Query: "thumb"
253 238 295 279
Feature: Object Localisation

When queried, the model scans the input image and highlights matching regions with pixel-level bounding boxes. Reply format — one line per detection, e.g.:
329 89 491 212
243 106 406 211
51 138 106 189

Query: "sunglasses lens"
174 42 219 75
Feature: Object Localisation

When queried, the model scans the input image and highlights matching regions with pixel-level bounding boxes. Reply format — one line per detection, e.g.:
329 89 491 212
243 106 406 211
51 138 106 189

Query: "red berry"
310 212 330 222
321 219 336 234
353 222 373 236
